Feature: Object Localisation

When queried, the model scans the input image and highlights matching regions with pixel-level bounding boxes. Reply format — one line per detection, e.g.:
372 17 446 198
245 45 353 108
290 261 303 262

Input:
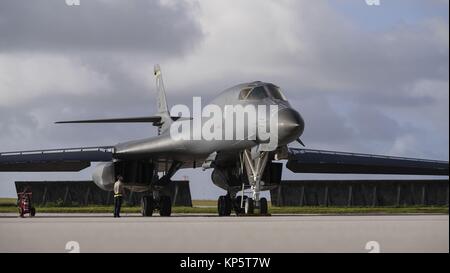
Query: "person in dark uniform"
113 175 125 218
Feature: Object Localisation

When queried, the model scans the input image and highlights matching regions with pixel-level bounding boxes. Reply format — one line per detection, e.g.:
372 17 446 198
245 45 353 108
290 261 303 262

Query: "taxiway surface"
0 214 448 252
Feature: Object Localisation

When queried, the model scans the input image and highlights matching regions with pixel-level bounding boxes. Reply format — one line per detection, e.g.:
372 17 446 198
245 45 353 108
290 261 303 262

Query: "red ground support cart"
17 192 36 217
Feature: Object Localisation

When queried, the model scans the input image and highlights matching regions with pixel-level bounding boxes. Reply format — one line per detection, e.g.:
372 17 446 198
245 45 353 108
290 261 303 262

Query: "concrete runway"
0 213 448 253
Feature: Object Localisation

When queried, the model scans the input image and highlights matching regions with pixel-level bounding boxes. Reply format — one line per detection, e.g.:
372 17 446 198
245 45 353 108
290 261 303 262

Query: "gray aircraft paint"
114 81 304 163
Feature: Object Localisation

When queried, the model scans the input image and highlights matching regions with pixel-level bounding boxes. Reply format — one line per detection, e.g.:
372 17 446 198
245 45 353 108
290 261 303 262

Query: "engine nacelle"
92 161 157 192
92 162 115 191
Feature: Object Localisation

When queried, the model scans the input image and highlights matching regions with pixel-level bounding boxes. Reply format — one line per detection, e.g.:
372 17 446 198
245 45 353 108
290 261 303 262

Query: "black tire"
30 207 36 217
159 196 172 216
245 198 254 214
260 198 268 215
234 196 245 215
235 196 242 206
225 195 232 215
218 196 226 216
218 196 232 216
141 196 154 217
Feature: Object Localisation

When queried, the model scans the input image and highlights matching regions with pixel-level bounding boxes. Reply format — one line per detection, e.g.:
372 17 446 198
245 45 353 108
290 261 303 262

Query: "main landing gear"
141 195 172 217
140 160 182 217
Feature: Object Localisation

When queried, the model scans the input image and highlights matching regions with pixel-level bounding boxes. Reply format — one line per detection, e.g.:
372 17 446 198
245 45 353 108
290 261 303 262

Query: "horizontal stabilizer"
55 116 162 124
55 116 190 125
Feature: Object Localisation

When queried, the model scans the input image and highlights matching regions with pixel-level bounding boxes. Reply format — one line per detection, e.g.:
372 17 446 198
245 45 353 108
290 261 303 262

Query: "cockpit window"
246 86 268 100
239 88 251 100
265 84 287 101
239 84 286 101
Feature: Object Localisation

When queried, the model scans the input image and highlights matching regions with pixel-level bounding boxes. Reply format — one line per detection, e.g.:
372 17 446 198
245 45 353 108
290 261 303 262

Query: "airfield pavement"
0 213 448 253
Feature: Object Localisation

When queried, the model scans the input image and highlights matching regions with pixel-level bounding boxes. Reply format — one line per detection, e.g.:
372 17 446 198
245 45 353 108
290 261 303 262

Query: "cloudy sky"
0 0 448 198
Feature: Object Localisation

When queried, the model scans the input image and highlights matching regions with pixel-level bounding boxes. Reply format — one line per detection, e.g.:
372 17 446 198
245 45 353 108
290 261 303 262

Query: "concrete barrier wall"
15 180 192 207
270 180 449 207
15 179 449 207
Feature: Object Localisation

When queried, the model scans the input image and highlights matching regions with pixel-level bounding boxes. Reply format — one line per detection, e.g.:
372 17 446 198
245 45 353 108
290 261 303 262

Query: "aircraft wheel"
159 196 172 217
260 198 268 215
141 196 154 217
234 196 245 215
218 196 232 216
245 198 254 214
225 195 232 215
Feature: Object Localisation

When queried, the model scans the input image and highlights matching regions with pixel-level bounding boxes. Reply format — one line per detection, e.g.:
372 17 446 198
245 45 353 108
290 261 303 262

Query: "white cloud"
426 17 450 54
162 0 448 95
0 54 111 106
389 134 421 157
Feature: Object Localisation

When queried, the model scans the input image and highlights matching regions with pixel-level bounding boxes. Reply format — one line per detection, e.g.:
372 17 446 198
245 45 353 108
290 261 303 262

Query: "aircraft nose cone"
277 108 304 145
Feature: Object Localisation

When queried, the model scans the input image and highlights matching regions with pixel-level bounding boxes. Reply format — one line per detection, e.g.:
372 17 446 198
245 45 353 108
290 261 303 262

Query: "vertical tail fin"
154 64 169 114
153 64 172 134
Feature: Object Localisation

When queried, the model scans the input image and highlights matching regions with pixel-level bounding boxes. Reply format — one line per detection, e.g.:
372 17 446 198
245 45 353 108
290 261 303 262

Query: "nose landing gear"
217 194 270 216
243 197 268 215
216 149 271 217
241 149 270 216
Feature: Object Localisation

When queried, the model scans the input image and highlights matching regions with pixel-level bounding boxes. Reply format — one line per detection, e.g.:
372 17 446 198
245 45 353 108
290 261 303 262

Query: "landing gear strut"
241 149 270 215
244 197 254 214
